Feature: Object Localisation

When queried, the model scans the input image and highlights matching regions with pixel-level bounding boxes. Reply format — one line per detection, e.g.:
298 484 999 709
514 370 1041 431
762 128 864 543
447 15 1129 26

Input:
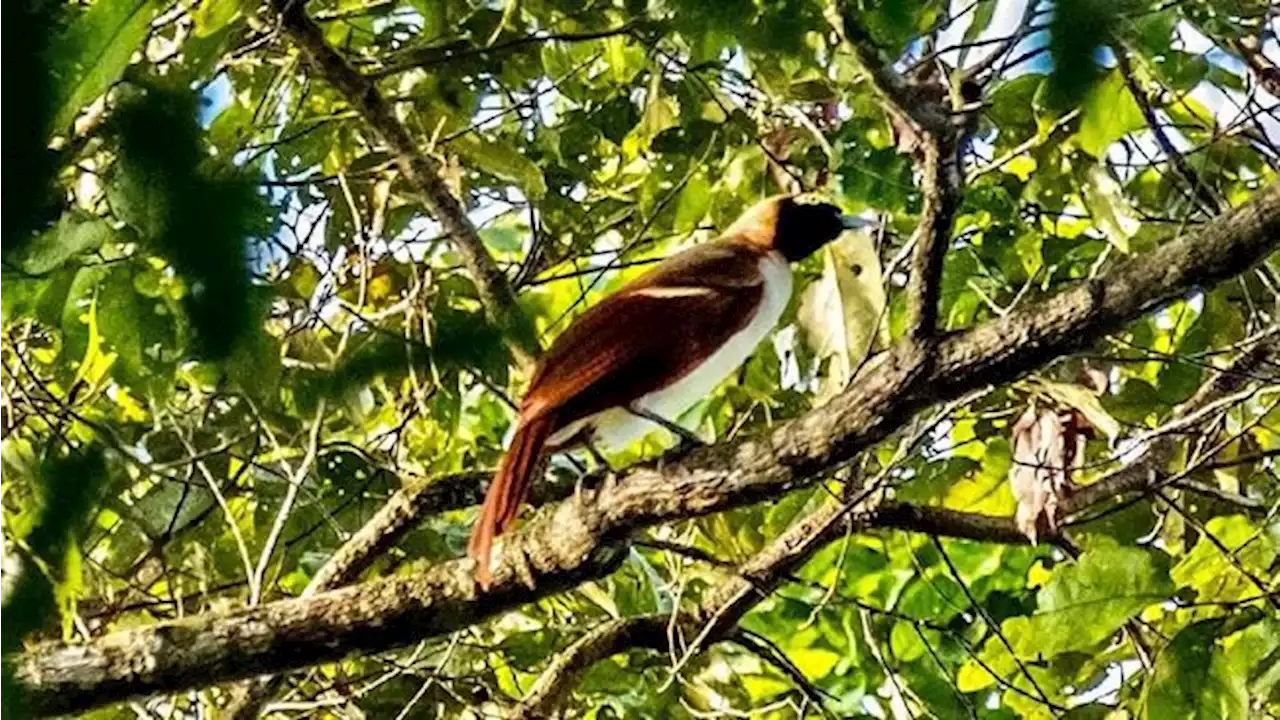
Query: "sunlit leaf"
1006 543 1174 658
1076 71 1145 158
1081 165 1140 253
796 230 886 400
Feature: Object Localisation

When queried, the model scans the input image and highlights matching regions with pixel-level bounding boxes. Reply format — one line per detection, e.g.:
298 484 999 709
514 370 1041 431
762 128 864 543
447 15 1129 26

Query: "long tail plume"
468 412 556 587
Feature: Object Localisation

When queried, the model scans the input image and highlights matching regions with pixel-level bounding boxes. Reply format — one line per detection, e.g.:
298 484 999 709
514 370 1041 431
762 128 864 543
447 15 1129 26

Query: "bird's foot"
503 531 538 591
600 467 620 497
572 472 590 517
572 443 611 515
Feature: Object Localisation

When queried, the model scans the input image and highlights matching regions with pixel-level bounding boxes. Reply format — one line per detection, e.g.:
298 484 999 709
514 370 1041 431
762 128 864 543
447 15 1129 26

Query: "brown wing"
521 239 768 426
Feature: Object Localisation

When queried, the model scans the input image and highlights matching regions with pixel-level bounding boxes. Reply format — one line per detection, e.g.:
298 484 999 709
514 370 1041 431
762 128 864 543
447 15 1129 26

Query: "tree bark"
12 182 1280 717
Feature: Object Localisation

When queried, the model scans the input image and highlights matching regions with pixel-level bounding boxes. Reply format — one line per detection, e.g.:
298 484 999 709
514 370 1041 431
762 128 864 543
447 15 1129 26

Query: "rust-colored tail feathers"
468 412 557 587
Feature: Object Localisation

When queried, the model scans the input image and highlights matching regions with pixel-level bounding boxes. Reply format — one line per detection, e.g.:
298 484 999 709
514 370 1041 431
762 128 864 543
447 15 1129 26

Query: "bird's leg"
628 405 705 452
585 441 611 471
572 441 612 513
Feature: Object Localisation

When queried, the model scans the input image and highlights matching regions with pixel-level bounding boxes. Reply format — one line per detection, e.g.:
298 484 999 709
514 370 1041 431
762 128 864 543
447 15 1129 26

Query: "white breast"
581 251 793 452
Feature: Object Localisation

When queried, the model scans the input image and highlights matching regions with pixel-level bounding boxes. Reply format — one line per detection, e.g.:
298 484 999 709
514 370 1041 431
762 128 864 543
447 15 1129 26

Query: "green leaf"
1081 165 1140 253
480 225 524 254
453 135 547 199
1143 620 1248 720
1033 379 1121 439
796 231 886 400
988 75 1045 145
1046 0 1117 110
1007 543 1173 658
113 85 264 360
8 212 113 275
96 266 147 382
1104 378 1162 425
434 305 511 385
2 446 107 656
98 265 181 395
50 0 159 131
961 0 997 45
673 170 711 232
1171 515 1276 603
192 0 243 36
1225 616 1280 698
634 88 679 147
1076 71 1145 158
889 620 925 662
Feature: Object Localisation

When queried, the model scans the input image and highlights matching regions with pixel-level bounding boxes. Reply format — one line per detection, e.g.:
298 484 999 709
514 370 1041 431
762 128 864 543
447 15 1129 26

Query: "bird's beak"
841 214 876 231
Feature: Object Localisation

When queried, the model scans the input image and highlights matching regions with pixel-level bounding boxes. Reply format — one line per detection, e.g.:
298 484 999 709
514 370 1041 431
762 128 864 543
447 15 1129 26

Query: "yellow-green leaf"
454 135 547 199
1082 165 1140 253
796 231 886 401
1076 70 1145 158
192 0 243 37
1033 378 1122 439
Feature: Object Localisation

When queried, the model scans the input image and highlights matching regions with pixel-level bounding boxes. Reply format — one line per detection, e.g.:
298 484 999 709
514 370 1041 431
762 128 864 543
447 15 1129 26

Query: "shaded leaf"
1046 0 1117 110
113 84 264 359
6 213 113 275
453 135 547 199
50 0 159 131
1143 620 1248 720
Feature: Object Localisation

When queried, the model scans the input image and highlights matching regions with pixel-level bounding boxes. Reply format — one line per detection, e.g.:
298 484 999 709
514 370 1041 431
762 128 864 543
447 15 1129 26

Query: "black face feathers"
772 197 850 261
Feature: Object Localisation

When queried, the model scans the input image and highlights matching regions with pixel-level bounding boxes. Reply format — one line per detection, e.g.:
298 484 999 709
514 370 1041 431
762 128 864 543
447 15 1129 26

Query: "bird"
468 194 873 586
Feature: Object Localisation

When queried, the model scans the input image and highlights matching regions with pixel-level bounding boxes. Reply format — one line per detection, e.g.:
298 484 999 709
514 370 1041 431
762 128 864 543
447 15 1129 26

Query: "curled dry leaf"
1009 405 1093 542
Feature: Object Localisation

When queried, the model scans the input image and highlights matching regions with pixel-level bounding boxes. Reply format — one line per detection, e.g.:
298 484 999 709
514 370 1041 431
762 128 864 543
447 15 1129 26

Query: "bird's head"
725 194 875 261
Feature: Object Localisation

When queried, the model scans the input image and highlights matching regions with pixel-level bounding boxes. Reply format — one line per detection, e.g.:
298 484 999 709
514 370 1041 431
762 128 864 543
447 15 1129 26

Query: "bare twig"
829 7 971 341
267 0 539 369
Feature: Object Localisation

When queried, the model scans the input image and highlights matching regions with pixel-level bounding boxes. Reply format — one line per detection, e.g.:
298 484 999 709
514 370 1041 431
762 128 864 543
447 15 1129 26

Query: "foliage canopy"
2 0 1278 718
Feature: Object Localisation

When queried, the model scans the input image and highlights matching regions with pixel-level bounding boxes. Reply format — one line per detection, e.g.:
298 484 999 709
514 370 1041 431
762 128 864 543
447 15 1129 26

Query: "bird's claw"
504 532 538 591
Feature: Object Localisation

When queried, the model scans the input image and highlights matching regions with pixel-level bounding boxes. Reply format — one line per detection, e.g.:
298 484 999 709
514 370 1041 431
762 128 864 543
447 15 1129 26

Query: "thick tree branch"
513 481 891 719
267 0 539 369
510 331 1280 717
1226 35 1280 99
13 182 1280 716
